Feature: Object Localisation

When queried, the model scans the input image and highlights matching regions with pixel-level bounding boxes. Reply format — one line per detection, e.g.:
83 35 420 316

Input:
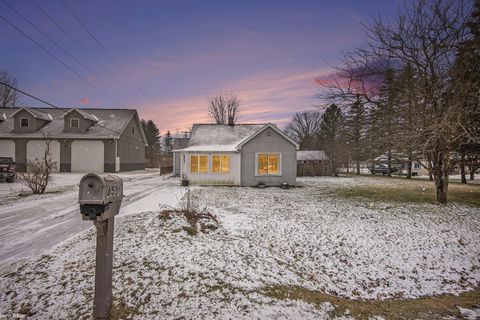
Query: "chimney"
228 116 234 126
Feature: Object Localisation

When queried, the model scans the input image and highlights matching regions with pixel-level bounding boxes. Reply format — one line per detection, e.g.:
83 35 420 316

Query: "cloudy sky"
0 0 401 134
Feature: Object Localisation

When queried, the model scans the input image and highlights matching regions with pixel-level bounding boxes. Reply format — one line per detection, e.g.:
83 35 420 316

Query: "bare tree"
285 111 322 150
0 70 17 108
18 136 57 194
207 92 240 124
318 0 473 203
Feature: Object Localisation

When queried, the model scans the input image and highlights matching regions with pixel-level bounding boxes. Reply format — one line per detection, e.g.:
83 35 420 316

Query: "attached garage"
0 140 15 160
71 140 104 172
27 140 61 172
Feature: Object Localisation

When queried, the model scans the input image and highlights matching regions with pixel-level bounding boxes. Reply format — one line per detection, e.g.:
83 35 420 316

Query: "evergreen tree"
371 68 399 177
318 104 346 176
163 131 173 152
141 119 161 167
343 96 366 174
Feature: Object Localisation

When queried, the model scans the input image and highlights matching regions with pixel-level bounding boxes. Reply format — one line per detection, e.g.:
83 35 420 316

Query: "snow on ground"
0 170 182 270
0 176 479 319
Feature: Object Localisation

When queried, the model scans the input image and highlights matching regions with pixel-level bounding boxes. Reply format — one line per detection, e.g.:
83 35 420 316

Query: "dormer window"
71 118 80 128
20 118 29 127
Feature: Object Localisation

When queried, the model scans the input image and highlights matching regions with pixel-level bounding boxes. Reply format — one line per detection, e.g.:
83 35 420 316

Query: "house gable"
236 124 299 150
62 109 96 132
11 108 51 133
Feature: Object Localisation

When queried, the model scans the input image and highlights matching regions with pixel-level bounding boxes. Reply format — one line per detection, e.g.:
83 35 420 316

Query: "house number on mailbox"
107 186 119 197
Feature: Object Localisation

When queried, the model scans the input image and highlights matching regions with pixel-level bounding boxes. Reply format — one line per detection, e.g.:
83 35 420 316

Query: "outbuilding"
0 107 147 172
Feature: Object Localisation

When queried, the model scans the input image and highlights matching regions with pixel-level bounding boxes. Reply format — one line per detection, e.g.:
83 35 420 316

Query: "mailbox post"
78 173 123 319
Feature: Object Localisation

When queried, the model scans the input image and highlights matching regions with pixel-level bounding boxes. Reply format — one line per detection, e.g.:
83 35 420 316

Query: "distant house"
0 107 147 173
297 150 330 176
173 123 299 186
374 154 429 176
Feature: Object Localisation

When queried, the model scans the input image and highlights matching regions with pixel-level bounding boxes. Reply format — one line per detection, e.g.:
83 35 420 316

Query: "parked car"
369 164 400 175
0 157 17 183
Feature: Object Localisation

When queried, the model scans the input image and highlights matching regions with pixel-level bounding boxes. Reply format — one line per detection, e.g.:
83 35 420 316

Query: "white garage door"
71 140 104 173
27 140 61 172
0 140 15 160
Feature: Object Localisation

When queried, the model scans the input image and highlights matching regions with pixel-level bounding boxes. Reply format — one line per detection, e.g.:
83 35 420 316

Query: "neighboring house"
172 136 190 176
374 154 429 176
297 150 330 176
174 123 298 186
0 107 147 173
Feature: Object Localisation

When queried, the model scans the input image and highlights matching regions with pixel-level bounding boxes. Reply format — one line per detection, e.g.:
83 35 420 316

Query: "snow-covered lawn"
1 176 479 319
0 170 182 269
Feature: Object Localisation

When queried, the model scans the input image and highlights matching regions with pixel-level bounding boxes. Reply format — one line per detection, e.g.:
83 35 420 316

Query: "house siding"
240 127 297 187
13 110 48 132
63 110 94 132
117 116 145 171
181 152 241 185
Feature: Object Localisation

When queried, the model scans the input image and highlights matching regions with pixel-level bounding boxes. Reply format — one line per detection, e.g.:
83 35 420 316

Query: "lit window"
20 118 29 127
190 155 208 173
212 155 230 173
258 153 280 175
71 118 79 128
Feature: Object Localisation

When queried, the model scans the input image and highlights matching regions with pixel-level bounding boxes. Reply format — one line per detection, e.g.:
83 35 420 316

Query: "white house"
174 123 299 186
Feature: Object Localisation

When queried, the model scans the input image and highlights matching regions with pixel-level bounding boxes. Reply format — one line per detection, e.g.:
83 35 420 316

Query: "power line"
0 80 146 145
0 14 100 92
27 0 147 109
28 0 87 54
59 0 157 109
2 0 105 95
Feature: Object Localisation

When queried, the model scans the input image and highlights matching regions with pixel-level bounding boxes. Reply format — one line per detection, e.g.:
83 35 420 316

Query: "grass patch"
264 285 480 319
331 176 480 207
159 209 219 236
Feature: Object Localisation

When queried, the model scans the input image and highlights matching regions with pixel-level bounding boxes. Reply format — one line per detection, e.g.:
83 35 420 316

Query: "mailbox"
79 173 123 221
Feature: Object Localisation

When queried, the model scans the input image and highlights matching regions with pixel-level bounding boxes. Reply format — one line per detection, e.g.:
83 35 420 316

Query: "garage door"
27 140 60 172
71 140 104 172
0 140 15 160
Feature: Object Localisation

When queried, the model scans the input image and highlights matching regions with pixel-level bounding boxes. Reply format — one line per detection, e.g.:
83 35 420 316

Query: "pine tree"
318 104 346 176
163 131 173 152
371 68 399 177
141 120 161 167
344 96 366 174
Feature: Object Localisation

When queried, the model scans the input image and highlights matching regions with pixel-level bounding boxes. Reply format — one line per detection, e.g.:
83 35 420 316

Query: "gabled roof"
177 123 266 152
297 150 328 161
61 108 99 122
176 123 299 152
236 124 299 150
10 107 52 121
0 107 145 142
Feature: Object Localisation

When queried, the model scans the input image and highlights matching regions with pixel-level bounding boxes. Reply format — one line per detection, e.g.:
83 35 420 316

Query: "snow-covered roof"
0 107 144 141
176 123 299 152
61 108 99 122
297 150 328 161
10 107 53 122
178 123 266 152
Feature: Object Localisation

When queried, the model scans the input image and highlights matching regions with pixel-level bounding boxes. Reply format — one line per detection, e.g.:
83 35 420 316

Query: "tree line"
286 0 480 204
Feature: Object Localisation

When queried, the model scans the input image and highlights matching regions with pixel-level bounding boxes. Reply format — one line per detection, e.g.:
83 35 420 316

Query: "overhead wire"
59 0 158 110
27 0 151 109
0 14 101 92
0 80 146 145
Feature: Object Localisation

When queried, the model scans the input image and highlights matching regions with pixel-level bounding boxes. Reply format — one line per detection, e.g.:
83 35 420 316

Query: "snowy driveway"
0 171 182 270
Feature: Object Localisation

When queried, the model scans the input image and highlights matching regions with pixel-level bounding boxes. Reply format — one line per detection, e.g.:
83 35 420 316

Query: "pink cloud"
79 97 90 105
138 68 334 133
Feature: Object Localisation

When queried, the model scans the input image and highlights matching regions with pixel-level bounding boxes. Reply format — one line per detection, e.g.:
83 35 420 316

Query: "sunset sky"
1 0 402 134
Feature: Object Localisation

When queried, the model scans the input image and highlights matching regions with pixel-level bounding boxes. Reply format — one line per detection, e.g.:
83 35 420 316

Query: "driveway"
0 171 183 270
